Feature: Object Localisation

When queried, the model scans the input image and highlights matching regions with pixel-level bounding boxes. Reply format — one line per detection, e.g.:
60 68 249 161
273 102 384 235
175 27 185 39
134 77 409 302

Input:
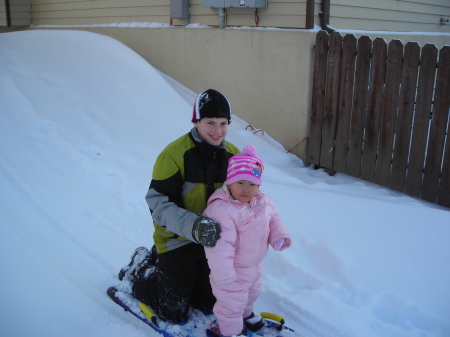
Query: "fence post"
347 36 372 178
405 44 438 197
360 38 387 182
375 40 403 187
423 46 450 203
333 34 357 173
390 42 421 192
436 46 450 208
308 30 329 166
320 32 342 170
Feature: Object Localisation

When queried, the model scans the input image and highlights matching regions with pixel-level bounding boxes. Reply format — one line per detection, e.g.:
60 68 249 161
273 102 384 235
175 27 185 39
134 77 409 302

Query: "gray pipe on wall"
219 8 226 28
319 0 335 33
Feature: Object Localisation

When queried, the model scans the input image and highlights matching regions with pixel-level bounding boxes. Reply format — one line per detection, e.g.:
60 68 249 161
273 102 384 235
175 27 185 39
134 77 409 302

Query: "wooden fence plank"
422 46 450 203
405 44 438 197
438 123 450 207
360 38 387 182
347 35 372 178
333 34 357 173
436 47 450 208
308 30 329 166
390 42 421 192
320 32 343 170
375 40 403 187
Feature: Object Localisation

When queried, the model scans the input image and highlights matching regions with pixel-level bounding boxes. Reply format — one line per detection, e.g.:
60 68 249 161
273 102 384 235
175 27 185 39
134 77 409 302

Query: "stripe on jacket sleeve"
146 186 198 242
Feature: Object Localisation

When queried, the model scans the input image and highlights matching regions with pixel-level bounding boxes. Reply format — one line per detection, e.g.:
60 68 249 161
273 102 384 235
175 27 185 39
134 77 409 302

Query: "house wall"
27 0 450 32
29 0 310 29
0 2 6 26
1 0 31 26
329 0 450 33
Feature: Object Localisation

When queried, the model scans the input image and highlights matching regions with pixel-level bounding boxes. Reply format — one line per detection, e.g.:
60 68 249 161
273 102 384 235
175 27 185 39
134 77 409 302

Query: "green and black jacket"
146 128 240 253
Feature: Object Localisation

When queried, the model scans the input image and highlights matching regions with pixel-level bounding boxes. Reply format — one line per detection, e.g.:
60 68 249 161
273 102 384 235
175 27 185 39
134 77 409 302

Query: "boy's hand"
192 216 221 247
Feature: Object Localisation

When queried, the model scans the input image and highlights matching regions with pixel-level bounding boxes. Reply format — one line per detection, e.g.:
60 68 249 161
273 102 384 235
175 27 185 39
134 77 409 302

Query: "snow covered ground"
1 30 449 337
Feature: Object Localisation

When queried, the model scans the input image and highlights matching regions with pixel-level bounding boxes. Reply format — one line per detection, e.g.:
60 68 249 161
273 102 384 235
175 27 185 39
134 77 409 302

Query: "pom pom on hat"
242 144 257 156
191 89 232 123
225 144 264 186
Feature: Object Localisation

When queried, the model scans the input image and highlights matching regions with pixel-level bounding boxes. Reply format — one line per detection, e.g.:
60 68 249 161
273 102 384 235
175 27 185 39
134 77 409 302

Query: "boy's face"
228 180 259 203
194 117 229 146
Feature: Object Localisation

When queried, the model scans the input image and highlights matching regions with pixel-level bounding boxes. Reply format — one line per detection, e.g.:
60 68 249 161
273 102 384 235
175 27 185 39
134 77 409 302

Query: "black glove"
192 216 221 247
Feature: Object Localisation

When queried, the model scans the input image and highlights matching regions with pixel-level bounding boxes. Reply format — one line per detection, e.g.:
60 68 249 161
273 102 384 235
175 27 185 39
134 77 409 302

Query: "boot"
118 247 153 282
243 312 264 332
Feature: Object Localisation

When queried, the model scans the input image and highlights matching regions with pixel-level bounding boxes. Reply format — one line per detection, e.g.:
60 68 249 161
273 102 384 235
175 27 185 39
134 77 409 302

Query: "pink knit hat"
225 145 264 186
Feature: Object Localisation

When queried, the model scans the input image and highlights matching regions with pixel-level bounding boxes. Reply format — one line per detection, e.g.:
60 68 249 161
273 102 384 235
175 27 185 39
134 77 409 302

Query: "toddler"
204 144 291 337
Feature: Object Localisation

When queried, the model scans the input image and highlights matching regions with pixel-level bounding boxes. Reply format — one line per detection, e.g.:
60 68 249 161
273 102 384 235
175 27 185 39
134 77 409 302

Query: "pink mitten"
273 239 285 251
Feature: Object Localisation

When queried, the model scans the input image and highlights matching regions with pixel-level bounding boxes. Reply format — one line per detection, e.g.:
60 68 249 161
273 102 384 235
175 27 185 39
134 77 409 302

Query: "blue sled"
107 286 303 337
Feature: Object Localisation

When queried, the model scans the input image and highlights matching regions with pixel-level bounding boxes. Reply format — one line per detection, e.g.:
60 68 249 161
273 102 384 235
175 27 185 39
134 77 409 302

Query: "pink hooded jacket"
203 186 291 335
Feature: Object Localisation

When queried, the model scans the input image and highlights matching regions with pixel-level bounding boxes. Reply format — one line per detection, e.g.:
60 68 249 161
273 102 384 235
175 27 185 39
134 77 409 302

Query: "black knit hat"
191 89 232 123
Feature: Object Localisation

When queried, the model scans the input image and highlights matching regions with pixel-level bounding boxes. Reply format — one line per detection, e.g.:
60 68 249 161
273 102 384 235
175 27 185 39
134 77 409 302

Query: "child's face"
194 117 229 146
228 180 259 203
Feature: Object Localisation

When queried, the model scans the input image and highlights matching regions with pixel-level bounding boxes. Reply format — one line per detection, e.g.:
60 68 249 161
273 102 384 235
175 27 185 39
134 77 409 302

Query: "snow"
0 29 449 337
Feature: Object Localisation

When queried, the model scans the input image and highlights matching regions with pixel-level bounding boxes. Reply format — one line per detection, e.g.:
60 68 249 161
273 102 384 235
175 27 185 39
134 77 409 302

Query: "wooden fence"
308 30 450 208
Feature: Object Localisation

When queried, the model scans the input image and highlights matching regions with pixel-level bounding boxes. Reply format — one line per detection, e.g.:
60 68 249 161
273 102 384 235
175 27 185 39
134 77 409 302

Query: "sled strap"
139 303 159 327
260 312 285 331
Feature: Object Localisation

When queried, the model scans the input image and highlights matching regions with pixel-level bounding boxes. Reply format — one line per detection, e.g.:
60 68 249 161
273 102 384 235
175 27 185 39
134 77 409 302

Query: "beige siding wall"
0 2 7 26
1 0 31 26
27 0 450 32
30 0 309 28
31 0 169 26
1 0 449 31
12 3 31 26
185 0 308 28
329 0 450 32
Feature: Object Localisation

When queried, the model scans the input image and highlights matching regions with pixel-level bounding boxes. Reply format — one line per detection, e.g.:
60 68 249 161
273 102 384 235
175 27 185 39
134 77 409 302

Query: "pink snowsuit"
203 186 291 336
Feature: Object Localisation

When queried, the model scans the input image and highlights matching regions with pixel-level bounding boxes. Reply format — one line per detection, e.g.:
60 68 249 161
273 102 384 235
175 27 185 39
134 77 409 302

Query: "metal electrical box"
171 0 189 19
201 0 266 9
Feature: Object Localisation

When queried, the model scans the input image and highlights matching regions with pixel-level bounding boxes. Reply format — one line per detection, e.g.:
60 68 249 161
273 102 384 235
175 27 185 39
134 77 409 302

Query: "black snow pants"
132 242 216 324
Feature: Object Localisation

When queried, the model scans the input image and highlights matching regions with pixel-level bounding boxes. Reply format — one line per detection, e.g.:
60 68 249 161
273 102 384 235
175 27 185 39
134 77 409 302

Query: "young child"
203 144 291 337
